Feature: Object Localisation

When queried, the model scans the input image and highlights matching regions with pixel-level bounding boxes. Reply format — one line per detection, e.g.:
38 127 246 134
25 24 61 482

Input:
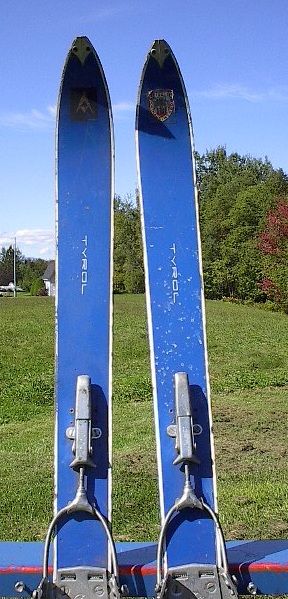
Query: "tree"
30 277 47 296
18 258 48 291
258 199 288 312
0 245 23 286
114 194 144 293
196 147 288 300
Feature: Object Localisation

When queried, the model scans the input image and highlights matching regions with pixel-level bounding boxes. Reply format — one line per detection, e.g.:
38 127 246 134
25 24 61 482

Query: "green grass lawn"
0 295 287 543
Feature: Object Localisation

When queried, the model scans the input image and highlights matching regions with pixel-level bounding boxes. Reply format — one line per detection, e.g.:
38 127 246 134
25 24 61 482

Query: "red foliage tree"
258 199 288 310
259 200 288 255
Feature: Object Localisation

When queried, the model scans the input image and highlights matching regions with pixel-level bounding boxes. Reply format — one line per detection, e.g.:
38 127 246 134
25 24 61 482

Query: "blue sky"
1 0 288 259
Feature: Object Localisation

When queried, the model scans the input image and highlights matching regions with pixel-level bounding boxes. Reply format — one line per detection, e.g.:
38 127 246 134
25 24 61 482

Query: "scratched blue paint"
56 37 113 569
136 40 215 567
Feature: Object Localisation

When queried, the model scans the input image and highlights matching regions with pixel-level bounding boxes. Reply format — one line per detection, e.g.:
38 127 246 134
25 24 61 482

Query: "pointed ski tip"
72 35 92 43
70 36 94 64
149 39 172 67
151 38 169 48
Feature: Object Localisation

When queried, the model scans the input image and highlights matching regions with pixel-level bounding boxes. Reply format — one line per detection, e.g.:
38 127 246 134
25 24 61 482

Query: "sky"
1 0 288 260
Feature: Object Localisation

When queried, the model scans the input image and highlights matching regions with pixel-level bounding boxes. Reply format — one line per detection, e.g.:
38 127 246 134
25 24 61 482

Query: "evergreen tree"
18 258 48 291
0 245 23 286
114 194 144 293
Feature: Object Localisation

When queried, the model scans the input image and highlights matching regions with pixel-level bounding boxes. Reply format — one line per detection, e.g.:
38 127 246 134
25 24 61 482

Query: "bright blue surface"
56 38 112 569
136 41 215 567
1 540 288 597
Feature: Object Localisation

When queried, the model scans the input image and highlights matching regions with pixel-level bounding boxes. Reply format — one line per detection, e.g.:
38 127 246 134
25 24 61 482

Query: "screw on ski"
136 39 239 599
156 373 237 599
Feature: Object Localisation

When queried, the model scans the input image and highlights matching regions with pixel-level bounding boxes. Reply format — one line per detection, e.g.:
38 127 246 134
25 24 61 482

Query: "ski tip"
69 36 95 65
58 35 113 118
149 39 172 67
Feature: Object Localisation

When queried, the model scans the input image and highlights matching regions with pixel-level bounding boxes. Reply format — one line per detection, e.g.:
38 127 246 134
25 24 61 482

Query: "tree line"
1 146 288 310
197 147 288 311
113 147 288 311
0 246 48 294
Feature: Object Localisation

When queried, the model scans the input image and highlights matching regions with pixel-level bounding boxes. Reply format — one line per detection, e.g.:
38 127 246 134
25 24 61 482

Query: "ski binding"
30 375 121 599
156 372 238 599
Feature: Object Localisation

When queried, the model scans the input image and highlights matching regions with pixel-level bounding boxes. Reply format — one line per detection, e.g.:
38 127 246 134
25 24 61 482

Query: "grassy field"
0 295 288 543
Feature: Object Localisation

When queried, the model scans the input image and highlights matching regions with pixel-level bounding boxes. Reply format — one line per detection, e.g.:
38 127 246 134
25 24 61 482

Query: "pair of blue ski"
33 37 238 599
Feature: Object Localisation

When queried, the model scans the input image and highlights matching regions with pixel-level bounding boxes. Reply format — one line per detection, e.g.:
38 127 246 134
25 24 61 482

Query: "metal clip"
171 372 199 465
66 375 99 470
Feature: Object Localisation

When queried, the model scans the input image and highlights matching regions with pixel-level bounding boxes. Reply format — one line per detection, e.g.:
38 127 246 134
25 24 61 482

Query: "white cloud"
16 229 54 244
39 245 52 256
48 104 57 117
0 229 55 259
0 106 56 130
112 102 135 118
0 101 133 128
191 83 288 103
112 101 134 113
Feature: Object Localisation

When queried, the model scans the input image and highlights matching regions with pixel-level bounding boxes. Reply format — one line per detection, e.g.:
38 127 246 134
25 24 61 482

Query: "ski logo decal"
71 88 97 121
170 243 179 303
148 89 175 121
77 93 94 115
81 235 88 294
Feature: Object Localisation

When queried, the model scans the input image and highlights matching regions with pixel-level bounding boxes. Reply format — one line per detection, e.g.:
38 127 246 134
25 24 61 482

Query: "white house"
43 261 55 297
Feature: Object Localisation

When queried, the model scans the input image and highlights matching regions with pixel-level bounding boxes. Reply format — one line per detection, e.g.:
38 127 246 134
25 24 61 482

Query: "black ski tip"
149 39 172 67
71 35 93 48
70 36 95 64
150 38 170 50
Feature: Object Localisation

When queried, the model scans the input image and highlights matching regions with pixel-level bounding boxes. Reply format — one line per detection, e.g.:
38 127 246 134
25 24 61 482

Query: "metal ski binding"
66 374 102 470
29 375 121 599
156 372 238 599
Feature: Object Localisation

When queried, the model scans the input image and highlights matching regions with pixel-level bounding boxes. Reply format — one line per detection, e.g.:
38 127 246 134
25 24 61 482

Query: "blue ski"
33 37 119 599
136 40 238 599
